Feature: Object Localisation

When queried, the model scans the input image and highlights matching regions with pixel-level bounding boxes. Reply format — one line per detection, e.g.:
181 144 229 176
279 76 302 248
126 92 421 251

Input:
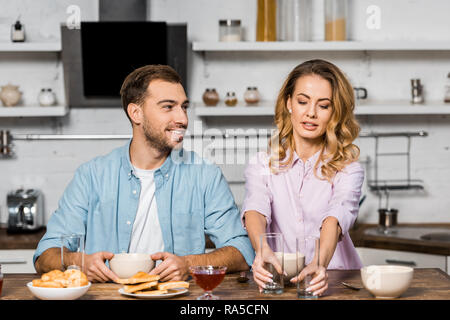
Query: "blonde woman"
242 59 364 296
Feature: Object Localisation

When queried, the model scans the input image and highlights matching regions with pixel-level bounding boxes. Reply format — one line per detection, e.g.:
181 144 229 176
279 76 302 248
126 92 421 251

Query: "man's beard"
142 118 184 154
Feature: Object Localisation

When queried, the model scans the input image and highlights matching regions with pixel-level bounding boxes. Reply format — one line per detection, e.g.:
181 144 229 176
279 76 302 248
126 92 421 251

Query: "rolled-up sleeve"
320 161 364 240
240 152 273 228
203 165 255 267
33 164 90 265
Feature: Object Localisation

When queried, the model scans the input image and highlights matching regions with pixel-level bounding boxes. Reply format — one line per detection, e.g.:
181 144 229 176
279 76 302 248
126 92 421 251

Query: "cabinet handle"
0 258 27 264
385 259 416 266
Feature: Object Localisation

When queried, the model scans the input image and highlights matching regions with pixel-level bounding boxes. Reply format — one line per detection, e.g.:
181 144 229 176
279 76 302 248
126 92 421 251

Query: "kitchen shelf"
194 101 450 117
0 41 61 52
192 40 450 52
0 105 68 117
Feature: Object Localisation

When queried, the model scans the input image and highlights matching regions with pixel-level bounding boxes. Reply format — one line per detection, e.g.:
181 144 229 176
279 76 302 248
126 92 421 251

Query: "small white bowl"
27 282 91 300
109 253 155 279
361 265 414 299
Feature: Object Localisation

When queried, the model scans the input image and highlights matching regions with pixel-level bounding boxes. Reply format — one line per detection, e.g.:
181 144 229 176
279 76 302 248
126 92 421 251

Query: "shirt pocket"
172 208 205 256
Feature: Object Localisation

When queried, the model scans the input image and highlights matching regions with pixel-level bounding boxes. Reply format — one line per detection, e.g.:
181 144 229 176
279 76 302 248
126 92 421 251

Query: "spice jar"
11 18 25 42
219 20 242 42
325 0 347 41
225 92 238 107
244 87 261 105
38 88 56 106
202 88 219 106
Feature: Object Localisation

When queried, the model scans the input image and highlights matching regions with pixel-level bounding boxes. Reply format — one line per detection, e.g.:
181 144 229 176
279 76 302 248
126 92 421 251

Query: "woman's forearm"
319 217 342 268
243 210 267 253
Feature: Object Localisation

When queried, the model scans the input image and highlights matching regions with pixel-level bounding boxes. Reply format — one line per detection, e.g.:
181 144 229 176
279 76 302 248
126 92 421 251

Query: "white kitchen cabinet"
356 247 448 274
0 249 36 273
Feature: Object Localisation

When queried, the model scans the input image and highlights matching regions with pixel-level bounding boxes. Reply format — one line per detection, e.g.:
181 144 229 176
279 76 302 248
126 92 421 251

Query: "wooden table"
1 268 449 300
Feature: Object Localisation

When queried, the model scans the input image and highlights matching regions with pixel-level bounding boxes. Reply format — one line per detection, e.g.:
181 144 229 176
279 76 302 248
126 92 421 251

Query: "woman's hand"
290 263 328 297
252 246 283 293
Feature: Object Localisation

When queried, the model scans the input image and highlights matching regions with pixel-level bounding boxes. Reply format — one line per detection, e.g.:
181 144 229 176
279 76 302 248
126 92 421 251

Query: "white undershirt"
128 166 165 254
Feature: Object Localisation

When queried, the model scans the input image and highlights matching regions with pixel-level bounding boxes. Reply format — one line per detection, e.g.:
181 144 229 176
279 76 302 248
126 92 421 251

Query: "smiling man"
34 65 254 282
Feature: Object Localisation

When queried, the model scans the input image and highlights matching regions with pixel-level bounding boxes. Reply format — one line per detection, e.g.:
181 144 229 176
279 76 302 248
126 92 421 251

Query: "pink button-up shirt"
241 150 364 270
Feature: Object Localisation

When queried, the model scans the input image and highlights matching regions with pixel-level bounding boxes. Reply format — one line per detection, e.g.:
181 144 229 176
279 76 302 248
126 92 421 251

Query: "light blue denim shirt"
34 140 255 267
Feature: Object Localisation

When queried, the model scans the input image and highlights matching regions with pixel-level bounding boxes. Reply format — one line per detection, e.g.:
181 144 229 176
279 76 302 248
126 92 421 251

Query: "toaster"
7 189 45 233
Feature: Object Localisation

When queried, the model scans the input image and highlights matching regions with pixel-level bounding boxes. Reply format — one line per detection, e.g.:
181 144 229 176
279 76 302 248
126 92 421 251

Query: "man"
34 65 254 282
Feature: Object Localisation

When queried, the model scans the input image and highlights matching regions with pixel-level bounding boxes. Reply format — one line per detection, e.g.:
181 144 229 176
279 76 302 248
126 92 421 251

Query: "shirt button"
126 221 131 225
298 218 303 223
165 174 169 178
132 190 137 194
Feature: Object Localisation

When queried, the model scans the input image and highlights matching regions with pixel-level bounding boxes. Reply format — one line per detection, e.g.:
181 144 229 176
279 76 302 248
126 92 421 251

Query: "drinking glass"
296 236 320 299
60 234 85 272
189 265 227 300
260 232 284 294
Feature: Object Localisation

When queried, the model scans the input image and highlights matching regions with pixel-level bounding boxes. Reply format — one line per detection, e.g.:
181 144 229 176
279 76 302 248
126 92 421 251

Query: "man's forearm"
35 247 80 274
184 246 249 273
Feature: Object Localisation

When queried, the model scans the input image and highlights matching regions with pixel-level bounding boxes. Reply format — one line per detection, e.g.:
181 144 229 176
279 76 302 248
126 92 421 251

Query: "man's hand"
149 252 189 281
83 251 119 283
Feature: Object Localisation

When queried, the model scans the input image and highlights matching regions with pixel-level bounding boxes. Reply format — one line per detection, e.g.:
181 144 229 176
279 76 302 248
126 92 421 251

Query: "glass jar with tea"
202 88 219 106
256 0 277 41
219 20 242 42
325 0 347 41
225 92 238 107
244 87 261 105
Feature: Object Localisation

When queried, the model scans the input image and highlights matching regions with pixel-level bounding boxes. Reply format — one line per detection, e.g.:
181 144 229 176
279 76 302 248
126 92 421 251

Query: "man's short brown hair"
120 64 182 122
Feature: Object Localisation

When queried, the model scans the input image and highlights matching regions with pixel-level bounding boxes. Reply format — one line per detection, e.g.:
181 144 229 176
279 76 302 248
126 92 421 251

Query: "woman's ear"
127 103 143 125
286 96 292 114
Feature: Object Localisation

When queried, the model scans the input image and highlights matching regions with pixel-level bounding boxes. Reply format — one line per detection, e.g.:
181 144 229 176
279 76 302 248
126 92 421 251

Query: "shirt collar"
292 148 322 168
121 139 182 180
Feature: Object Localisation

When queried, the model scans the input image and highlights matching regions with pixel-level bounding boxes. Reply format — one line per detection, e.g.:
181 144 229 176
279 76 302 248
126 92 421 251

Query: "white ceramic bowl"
109 253 155 279
361 265 414 299
27 282 91 300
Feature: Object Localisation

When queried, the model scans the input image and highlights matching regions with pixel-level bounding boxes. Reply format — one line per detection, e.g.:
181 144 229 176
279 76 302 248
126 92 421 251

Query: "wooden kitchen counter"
1 269 449 300
350 223 450 255
0 227 46 249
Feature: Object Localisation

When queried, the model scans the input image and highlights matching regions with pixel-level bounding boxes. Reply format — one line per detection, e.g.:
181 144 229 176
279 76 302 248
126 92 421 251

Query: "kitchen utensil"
296 236 319 299
0 130 13 157
118 287 188 299
225 91 237 106
109 253 155 279
189 265 227 300
361 265 413 299
411 79 424 104
341 281 361 290
237 271 249 283
7 189 44 233
444 72 450 103
378 208 398 229
261 232 284 294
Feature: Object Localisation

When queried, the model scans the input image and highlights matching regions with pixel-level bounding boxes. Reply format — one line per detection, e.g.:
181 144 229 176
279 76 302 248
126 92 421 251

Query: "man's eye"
163 105 173 109
182 105 189 110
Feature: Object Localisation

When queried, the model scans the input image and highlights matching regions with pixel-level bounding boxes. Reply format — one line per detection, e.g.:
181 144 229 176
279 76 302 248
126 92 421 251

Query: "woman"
241 59 364 296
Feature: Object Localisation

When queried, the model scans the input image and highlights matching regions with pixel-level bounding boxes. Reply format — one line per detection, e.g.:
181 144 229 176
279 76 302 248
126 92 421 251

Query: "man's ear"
127 103 143 125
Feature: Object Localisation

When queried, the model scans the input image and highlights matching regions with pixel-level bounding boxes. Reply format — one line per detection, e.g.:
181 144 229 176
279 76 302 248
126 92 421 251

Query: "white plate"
118 287 188 299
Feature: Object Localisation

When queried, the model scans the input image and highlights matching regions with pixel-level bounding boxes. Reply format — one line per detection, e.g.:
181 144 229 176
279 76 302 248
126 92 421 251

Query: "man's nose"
173 105 188 126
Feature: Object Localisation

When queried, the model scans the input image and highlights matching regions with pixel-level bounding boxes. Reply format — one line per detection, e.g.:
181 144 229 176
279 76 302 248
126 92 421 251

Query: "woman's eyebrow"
296 93 331 102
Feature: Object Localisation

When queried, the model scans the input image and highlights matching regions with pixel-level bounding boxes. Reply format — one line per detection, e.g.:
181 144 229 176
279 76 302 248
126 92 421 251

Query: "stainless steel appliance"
7 189 44 233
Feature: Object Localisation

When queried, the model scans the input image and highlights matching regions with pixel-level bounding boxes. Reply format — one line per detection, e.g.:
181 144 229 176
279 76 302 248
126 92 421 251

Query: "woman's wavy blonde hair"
269 59 360 182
